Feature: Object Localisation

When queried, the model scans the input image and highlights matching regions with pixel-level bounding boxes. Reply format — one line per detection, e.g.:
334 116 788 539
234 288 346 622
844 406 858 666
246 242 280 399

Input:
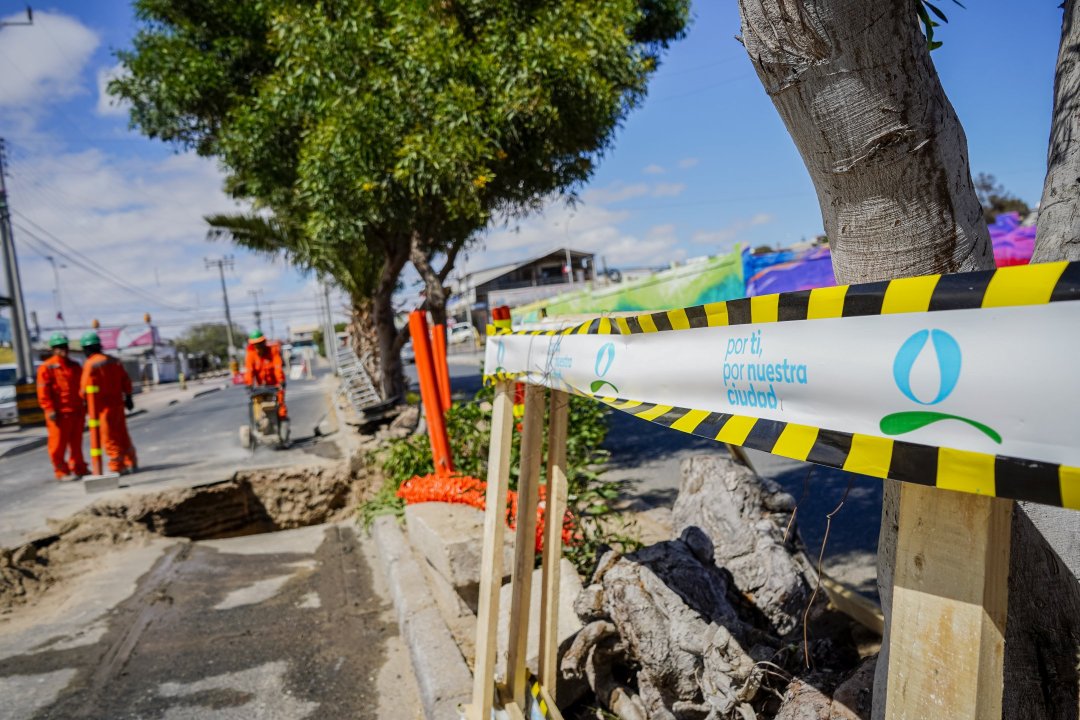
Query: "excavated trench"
0 459 377 614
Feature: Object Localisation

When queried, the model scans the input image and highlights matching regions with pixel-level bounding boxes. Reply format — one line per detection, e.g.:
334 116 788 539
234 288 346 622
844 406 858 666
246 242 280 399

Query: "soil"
0 457 381 616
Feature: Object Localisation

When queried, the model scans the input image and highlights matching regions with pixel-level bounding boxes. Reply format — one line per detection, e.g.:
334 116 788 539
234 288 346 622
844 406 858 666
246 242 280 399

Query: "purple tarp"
743 213 1035 296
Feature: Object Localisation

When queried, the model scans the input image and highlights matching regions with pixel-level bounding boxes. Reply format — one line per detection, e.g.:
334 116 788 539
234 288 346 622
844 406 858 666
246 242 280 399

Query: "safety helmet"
48 332 69 348
80 331 101 348
248 329 266 344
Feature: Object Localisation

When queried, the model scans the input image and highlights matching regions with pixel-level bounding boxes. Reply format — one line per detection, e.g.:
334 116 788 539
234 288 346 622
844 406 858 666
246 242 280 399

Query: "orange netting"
396 473 576 551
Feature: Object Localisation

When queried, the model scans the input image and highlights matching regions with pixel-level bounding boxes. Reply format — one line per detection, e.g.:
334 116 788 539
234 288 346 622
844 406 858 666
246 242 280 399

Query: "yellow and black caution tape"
482 262 1080 510
488 260 1080 339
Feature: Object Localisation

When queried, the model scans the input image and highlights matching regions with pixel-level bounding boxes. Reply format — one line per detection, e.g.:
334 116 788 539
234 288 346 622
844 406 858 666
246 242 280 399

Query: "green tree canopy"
177 322 247 362
112 0 689 395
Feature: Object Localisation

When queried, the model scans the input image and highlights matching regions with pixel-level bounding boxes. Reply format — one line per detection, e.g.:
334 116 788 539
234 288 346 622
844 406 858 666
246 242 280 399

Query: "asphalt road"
0 373 339 548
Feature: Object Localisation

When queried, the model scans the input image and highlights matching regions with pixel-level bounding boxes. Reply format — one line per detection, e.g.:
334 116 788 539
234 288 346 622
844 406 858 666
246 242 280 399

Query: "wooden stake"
885 483 1012 720
539 389 569 701
467 380 515 720
506 384 546 708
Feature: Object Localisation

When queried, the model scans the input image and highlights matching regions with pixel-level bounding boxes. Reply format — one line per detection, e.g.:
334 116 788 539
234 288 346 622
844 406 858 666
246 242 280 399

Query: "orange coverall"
36 355 90 479
81 353 137 473
244 343 288 418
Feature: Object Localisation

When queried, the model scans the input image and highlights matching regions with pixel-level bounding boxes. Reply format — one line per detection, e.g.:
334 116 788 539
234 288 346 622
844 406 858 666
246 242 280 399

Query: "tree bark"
372 241 410 400
409 234 465 330
738 0 993 283
1034 0 1080 262
737 3 1000 718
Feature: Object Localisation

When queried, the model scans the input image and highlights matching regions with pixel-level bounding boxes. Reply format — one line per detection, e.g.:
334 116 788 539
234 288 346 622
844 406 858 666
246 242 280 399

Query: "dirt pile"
0 514 150 614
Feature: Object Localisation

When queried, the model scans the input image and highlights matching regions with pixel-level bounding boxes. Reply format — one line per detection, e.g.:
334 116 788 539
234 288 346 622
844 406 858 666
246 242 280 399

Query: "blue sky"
0 1 1065 338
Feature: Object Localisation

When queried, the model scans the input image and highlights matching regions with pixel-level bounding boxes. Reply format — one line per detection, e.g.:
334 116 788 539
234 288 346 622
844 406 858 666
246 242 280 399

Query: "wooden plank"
885 483 1012 720
506 384 546 708
538 390 570 701
819 571 884 636
467 380 516 720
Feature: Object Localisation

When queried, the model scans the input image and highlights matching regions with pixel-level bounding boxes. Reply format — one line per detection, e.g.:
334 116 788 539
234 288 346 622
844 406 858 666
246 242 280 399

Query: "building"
447 248 595 329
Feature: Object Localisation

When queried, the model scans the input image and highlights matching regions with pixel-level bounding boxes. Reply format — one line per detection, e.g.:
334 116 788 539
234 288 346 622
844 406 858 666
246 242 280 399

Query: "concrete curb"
372 516 472 720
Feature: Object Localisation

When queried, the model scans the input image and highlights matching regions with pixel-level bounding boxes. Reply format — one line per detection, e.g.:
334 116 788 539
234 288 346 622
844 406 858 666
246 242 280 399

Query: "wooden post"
467 380 515 720
885 483 1012 720
506 384 546 709
538 389 569 700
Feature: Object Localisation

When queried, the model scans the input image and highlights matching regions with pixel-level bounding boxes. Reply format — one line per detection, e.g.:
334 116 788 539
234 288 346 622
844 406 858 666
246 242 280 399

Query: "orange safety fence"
397 473 575 551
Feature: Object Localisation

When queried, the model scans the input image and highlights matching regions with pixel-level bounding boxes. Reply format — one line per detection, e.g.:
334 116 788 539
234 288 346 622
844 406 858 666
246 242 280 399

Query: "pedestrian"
79 331 138 475
36 333 90 481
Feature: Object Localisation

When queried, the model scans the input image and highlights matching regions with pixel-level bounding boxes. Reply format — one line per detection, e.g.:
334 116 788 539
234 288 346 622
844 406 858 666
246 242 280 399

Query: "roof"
462 247 593 290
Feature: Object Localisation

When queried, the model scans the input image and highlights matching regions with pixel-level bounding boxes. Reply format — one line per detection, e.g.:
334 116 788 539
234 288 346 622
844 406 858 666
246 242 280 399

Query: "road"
0 372 340 548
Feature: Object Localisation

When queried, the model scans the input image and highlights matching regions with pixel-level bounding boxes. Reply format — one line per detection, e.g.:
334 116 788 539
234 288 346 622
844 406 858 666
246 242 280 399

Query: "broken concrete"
404 502 513 612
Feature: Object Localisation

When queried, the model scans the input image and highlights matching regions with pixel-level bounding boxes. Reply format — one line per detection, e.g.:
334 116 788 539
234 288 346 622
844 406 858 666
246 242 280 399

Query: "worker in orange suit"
36 332 90 481
244 329 288 420
79 331 138 474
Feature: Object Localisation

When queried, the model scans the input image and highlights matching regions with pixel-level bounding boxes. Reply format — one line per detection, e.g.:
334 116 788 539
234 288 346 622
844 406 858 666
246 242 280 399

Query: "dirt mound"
1 514 150 614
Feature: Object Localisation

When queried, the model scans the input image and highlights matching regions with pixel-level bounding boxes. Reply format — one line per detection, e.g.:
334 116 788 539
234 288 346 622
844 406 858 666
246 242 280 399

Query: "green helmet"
48 332 69 348
80 331 101 349
248 329 266 344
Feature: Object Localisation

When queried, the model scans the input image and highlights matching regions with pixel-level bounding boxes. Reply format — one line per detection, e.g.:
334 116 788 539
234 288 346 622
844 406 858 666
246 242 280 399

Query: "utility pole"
266 301 275 340
248 289 263 333
45 255 66 328
0 139 34 382
205 256 236 358
321 280 338 374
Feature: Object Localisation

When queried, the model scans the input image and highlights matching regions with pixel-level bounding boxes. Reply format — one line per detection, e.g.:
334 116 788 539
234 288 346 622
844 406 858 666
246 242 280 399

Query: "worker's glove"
124 394 135 411
46 411 58 422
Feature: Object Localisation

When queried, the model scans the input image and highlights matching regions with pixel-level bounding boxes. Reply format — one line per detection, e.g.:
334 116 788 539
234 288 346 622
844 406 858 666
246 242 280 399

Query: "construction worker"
36 333 90 481
79 331 138 475
244 329 288 420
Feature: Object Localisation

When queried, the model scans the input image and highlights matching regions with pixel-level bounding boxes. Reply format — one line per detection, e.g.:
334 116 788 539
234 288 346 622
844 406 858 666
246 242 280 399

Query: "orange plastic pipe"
409 311 454 474
432 324 452 413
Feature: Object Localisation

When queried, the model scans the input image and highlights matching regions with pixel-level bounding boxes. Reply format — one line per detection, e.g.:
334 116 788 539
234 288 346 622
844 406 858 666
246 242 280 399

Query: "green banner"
516 246 744 322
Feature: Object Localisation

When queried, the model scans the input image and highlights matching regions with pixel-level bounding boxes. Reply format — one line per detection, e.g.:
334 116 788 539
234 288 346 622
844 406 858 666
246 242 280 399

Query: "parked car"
0 364 18 425
448 322 478 346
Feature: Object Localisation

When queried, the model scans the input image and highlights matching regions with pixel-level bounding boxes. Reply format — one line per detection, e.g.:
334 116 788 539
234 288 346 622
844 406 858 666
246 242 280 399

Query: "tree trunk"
738 3 1004 718
410 235 449 327
1034 0 1080 262
372 242 410 400
738 0 993 284
347 297 383 390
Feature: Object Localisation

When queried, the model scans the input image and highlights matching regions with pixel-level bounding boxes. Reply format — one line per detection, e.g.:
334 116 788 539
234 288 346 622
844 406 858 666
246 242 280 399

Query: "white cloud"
692 213 774 246
677 157 700 169
96 64 129 117
582 183 649 205
9 146 322 334
0 11 99 111
642 164 666 175
651 182 686 198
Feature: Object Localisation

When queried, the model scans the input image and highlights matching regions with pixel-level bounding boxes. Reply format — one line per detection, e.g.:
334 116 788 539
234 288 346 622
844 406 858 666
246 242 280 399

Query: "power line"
11 214 194 311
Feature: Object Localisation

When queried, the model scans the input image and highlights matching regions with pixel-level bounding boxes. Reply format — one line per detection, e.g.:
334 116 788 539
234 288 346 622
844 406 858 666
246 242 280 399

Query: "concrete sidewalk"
0 376 231 460
0 523 422 720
